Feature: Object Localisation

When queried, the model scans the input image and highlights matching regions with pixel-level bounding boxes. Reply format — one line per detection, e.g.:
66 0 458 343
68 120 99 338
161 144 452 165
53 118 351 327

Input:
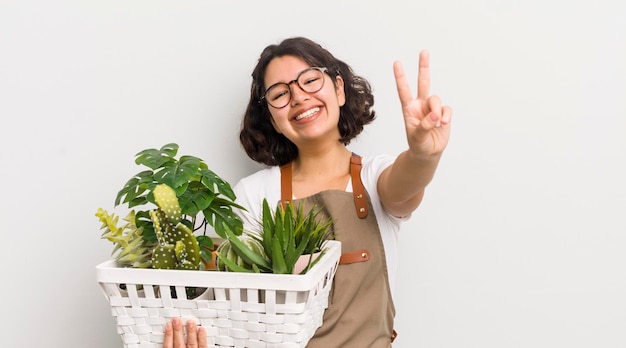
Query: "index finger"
393 60 413 107
417 50 430 99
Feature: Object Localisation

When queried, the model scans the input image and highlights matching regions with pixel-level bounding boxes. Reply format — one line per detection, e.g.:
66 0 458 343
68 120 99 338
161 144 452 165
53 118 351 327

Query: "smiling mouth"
294 107 320 121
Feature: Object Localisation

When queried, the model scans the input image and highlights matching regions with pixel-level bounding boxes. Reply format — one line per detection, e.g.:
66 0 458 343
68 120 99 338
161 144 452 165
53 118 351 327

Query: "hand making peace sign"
393 50 452 159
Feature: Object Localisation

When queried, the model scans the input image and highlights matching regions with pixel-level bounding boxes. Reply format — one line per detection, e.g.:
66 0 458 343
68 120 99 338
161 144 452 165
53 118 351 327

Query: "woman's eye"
271 89 288 101
304 77 320 85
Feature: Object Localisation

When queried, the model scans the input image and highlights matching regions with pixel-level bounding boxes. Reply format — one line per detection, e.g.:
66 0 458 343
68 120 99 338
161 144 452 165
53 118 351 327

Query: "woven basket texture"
96 240 341 348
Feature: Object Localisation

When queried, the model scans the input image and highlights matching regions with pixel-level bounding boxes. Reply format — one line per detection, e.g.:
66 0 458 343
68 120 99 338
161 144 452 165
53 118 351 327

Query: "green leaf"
271 236 288 274
213 196 246 211
274 204 286 252
115 170 154 206
261 199 274 257
153 161 197 189
298 250 326 275
224 225 271 271
199 167 237 200
283 203 294 254
134 211 156 243
134 143 178 169
286 228 311 267
197 237 217 270
215 252 254 273
203 204 243 239
196 235 215 251
179 185 216 216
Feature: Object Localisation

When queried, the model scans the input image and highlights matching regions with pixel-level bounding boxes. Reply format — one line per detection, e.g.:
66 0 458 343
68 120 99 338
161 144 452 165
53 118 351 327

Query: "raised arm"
377 50 453 218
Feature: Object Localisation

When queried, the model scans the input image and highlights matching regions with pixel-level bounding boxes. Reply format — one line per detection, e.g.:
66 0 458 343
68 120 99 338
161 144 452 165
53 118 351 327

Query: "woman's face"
263 55 345 147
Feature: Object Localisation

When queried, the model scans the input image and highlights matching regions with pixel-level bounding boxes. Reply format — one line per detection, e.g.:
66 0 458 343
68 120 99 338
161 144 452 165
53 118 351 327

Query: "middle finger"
186 320 198 348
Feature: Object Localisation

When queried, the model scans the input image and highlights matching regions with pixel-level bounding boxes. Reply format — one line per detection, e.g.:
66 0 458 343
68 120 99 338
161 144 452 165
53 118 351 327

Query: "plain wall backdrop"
1 1 625 347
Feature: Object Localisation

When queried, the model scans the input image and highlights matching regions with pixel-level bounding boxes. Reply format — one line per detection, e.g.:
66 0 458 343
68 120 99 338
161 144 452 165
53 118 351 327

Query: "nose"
289 81 309 105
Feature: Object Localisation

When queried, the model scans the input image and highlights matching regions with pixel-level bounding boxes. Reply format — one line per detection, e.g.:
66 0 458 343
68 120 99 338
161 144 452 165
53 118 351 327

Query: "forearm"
378 150 442 216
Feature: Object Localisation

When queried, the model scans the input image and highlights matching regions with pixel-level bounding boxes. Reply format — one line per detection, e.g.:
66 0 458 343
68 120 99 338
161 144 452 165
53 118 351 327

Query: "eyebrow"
266 67 311 87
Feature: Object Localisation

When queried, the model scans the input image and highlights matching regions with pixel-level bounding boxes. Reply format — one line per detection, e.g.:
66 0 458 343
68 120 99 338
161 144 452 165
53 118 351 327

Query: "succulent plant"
216 198 333 274
95 143 245 270
96 208 152 268
214 234 267 272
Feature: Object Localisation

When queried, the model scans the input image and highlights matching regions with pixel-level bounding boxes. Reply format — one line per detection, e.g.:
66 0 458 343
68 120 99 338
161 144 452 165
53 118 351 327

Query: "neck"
292 143 352 179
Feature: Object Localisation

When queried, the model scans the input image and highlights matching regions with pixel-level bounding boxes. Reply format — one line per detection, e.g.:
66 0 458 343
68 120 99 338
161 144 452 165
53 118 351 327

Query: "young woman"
164 36 452 348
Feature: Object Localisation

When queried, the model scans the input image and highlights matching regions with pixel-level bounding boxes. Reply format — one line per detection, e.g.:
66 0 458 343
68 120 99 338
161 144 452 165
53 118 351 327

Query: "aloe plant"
95 143 245 270
216 199 333 274
214 234 267 272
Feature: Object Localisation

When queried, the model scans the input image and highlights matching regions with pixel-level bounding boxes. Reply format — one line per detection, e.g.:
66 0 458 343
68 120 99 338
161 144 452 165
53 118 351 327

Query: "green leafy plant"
216 198 333 274
95 143 245 270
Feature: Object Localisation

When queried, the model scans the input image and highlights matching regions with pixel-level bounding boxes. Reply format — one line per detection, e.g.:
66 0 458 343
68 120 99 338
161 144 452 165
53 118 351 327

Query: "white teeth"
295 107 319 120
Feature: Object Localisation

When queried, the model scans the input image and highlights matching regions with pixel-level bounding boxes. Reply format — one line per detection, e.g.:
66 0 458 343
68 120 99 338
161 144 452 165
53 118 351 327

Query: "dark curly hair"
239 37 376 166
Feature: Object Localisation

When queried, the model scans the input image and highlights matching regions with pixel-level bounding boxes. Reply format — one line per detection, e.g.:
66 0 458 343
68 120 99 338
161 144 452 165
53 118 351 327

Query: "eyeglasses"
261 67 328 109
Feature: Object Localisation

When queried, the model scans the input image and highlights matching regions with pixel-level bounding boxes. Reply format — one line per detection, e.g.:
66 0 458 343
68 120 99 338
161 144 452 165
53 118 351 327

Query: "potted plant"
215 198 333 274
94 143 342 347
95 143 245 271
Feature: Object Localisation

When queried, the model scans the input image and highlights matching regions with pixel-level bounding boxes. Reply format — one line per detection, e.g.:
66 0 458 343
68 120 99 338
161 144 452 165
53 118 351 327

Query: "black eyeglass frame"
259 67 329 109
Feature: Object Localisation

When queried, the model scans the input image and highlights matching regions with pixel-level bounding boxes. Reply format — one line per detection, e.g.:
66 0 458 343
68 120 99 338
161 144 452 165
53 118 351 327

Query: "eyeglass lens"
264 68 325 108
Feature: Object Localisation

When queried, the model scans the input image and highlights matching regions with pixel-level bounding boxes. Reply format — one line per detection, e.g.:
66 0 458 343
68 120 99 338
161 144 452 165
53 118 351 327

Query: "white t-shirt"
232 154 405 295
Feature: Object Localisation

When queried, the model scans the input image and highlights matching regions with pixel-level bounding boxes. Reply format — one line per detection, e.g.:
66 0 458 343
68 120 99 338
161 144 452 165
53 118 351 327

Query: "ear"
335 76 346 107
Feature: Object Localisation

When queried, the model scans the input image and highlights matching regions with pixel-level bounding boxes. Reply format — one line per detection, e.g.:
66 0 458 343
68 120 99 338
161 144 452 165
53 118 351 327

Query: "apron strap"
350 154 368 219
339 249 370 264
279 154 368 218
279 162 292 210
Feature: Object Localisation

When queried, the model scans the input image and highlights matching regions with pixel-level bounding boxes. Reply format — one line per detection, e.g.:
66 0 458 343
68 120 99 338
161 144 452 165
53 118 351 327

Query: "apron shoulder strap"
279 162 292 210
279 154 368 219
350 154 368 219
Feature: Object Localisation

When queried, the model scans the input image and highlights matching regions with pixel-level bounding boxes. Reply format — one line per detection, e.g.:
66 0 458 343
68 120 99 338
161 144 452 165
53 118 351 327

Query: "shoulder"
359 154 395 188
356 153 394 205
234 166 280 187
233 165 282 203
361 153 394 176
232 166 282 229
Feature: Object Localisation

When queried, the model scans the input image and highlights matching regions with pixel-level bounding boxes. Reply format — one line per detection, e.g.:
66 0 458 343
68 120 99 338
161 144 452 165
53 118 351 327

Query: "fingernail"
428 112 441 127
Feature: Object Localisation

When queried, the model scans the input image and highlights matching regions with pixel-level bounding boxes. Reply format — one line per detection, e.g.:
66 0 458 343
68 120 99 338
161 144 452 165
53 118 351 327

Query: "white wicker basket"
96 240 341 348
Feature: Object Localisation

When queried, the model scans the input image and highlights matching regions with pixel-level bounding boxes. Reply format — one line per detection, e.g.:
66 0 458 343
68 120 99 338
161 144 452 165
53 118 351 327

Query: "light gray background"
1 1 624 347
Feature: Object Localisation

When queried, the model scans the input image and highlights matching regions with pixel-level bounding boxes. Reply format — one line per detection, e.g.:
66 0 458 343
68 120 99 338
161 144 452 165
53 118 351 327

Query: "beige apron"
280 154 397 347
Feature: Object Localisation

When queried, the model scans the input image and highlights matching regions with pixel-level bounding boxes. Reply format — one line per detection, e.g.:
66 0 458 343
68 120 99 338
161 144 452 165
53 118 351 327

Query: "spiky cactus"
150 184 201 270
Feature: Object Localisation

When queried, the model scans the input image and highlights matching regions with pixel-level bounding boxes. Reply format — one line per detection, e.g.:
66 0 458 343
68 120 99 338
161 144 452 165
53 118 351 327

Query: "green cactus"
150 184 201 270
153 183 181 224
